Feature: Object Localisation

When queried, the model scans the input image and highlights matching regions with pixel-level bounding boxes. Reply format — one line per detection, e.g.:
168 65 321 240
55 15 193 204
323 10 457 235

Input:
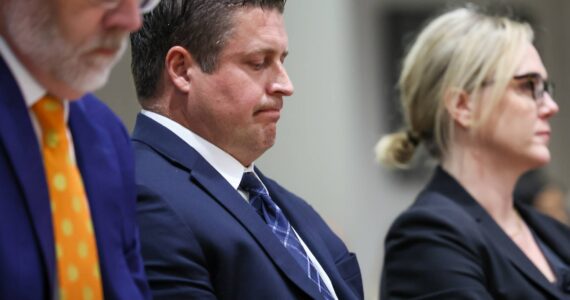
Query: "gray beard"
3 1 127 95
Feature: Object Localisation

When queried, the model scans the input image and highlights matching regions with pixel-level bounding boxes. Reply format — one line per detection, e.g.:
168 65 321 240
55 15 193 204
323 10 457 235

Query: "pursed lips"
254 107 281 121
254 100 283 121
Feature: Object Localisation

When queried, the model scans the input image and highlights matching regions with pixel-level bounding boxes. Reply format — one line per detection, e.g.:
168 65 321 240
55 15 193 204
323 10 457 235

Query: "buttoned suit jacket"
0 56 151 299
133 113 364 300
381 167 570 299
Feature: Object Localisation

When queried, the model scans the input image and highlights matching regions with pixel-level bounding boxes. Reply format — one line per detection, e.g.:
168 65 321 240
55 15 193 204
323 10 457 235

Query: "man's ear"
444 88 473 129
165 46 196 93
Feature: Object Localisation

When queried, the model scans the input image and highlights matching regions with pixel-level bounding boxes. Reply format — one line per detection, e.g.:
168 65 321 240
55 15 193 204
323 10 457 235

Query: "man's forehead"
222 8 287 53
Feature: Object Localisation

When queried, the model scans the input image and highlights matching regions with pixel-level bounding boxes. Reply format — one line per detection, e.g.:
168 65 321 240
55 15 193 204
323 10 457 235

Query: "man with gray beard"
0 0 159 299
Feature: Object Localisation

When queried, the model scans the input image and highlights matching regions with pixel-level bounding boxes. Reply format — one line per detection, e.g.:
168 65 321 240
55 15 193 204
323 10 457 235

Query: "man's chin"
58 66 113 96
63 41 126 93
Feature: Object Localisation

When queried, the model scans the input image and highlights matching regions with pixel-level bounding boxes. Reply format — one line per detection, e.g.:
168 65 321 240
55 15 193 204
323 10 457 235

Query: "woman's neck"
442 144 524 225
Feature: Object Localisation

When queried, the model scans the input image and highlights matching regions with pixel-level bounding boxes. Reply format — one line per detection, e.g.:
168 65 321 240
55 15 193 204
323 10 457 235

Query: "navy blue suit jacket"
133 113 364 300
381 167 570 299
0 56 151 299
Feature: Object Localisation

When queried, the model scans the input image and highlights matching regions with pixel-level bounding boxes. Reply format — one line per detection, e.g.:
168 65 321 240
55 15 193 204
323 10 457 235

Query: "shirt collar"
0 36 46 108
141 109 252 190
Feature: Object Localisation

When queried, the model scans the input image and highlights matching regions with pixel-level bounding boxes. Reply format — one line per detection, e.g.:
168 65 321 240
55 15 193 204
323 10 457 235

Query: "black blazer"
381 167 570 299
132 114 364 300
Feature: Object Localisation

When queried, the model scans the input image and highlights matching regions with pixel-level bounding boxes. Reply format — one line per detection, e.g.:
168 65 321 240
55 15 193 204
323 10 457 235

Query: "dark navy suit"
133 113 364 300
0 56 151 299
381 167 570 299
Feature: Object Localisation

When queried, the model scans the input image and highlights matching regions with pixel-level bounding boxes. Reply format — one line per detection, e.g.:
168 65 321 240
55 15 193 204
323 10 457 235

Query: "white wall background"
97 1 570 298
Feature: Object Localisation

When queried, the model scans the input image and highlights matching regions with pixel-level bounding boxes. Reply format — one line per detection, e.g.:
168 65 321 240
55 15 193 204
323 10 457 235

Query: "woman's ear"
165 46 195 93
444 88 473 129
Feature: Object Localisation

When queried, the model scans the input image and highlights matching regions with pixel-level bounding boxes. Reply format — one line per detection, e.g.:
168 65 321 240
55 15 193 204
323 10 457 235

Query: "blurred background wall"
96 0 570 298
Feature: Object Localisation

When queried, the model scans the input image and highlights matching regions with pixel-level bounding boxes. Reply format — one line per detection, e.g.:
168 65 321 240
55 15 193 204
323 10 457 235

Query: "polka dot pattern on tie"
33 95 103 300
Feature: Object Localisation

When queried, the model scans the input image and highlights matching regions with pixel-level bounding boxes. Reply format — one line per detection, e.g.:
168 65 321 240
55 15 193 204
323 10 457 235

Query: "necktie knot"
32 95 65 129
32 95 67 151
239 172 267 216
239 172 267 197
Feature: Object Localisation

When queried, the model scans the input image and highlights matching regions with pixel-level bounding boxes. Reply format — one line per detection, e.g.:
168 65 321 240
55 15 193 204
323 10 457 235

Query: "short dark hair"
130 0 286 103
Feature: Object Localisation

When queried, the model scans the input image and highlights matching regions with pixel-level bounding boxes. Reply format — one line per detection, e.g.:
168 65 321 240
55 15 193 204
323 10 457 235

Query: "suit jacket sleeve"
136 184 217 300
380 194 494 300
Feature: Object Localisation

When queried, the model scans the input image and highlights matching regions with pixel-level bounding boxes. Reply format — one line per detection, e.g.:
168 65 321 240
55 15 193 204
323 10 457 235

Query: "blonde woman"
377 6 569 299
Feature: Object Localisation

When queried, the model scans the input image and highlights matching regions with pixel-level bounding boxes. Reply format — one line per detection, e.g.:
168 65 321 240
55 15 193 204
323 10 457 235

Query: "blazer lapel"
475 209 562 298
132 114 323 299
68 97 128 283
259 171 357 299
0 57 56 293
192 163 323 299
518 204 570 265
430 168 562 298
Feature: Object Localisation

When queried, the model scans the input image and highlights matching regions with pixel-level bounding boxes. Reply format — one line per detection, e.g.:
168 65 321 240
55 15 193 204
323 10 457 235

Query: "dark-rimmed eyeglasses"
97 0 160 14
512 72 554 106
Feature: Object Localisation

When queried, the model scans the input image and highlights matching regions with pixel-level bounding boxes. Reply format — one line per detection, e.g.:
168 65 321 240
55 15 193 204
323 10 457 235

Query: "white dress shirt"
141 110 338 298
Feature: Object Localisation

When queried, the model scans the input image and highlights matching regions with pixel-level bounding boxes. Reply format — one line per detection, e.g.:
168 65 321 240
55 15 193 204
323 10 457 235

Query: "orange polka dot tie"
32 95 103 300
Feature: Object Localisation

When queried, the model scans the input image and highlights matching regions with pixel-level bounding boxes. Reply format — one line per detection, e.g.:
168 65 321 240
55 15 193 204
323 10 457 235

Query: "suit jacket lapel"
259 170 356 299
68 99 104 230
523 211 570 296
518 204 570 268
68 98 127 284
0 57 56 293
192 162 323 299
475 208 562 298
429 167 562 298
132 114 323 299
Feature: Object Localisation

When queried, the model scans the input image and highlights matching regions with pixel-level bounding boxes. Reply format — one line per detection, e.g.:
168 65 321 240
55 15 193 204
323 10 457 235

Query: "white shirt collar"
0 36 46 108
141 109 252 190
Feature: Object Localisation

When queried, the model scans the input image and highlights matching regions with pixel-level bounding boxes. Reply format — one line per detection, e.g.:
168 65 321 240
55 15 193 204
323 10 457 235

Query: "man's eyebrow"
244 47 289 57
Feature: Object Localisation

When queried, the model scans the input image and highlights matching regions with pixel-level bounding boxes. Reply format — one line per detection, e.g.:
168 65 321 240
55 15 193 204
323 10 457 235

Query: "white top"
141 110 338 298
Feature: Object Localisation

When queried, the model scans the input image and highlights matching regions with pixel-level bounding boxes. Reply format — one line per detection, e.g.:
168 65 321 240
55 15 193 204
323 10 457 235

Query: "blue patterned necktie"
239 172 334 300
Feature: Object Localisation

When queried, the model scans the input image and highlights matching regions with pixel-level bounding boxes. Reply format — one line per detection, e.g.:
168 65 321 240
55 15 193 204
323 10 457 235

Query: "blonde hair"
376 5 534 169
